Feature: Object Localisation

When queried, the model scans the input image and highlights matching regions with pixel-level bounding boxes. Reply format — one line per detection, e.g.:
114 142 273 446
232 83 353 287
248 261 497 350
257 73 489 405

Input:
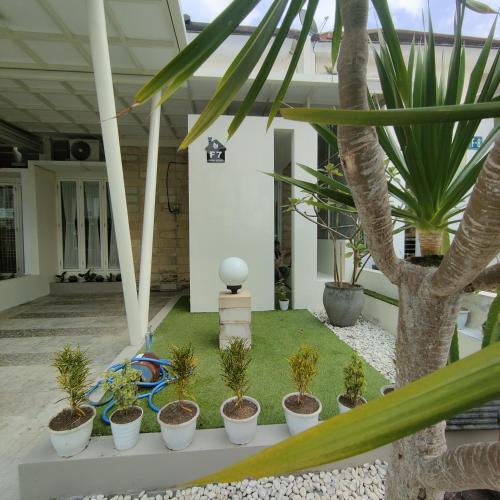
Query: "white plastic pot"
48 405 96 458
282 392 322 436
279 300 289 311
380 384 395 396
457 309 469 330
110 406 143 451
220 396 260 445
337 394 367 414
157 400 199 451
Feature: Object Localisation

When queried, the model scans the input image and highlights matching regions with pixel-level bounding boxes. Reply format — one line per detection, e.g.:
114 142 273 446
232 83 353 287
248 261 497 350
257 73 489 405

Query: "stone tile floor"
0 292 174 500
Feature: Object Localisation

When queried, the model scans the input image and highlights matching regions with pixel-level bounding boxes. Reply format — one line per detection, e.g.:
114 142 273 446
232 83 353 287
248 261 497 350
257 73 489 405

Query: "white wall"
188 115 317 312
0 165 58 312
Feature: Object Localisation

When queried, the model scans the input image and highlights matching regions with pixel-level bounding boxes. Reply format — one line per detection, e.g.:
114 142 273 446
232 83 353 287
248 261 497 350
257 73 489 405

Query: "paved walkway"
0 292 174 500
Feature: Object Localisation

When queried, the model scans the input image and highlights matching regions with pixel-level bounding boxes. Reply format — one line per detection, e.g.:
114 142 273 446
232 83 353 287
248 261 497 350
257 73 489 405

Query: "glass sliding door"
60 181 79 269
83 181 101 269
0 184 23 274
58 179 119 273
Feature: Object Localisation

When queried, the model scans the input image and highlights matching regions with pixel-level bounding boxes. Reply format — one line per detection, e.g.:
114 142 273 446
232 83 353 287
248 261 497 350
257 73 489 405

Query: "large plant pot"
282 392 322 436
323 283 364 327
110 406 143 451
380 384 395 396
279 300 289 311
157 400 199 451
337 394 366 414
220 396 260 445
48 405 96 458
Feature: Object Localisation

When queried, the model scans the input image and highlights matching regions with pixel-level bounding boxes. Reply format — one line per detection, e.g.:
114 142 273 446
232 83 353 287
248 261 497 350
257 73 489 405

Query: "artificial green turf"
93 296 388 435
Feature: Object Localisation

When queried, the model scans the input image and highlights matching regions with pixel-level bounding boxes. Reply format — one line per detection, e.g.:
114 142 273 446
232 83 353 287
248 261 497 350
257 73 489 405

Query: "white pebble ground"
82 460 388 500
313 310 396 383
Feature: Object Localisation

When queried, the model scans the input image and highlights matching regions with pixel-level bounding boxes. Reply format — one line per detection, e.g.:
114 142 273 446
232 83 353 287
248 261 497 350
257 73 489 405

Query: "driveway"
0 291 174 500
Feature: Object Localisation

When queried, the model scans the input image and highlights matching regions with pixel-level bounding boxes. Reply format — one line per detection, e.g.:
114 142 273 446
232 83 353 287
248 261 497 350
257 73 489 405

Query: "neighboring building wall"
122 146 189 290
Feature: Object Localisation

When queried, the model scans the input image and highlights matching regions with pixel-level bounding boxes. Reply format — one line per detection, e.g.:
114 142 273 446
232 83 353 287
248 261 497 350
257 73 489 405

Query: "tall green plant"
53 344 91 415
342 352 366 406
170 344 197 405
288 345 319 404
102 361 141 414
219 337 251 406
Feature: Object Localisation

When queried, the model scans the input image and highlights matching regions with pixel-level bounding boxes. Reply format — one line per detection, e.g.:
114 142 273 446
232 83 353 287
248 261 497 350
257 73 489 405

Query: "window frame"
0 181 24 274
56 178 119 274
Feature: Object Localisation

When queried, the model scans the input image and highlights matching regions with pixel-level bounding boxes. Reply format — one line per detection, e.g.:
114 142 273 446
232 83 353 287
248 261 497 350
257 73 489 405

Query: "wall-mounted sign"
469 136 483 150
206 137 226 163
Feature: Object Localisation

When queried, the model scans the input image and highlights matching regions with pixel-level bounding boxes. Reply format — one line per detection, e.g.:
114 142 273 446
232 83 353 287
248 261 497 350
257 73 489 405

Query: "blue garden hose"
86 357 174 425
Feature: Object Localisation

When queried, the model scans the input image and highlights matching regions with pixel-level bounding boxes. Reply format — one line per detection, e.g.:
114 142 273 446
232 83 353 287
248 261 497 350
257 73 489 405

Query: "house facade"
0 1 496 330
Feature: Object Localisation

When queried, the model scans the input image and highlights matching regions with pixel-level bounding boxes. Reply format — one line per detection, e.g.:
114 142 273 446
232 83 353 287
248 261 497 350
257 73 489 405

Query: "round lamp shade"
219 257 248 293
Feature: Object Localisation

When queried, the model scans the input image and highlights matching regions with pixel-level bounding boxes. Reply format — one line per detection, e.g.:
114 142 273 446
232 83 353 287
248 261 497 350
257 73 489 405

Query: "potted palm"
282 345 322 435
272 163 370 326
219 337 260 445
102 361 143 450
276 279 289 310
157 344 199 450
48 345 96 457
337 352 367 413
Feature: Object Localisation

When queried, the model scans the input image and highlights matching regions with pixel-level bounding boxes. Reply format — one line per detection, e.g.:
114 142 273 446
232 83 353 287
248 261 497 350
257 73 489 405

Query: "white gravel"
312 310 396 383
82 461 388 500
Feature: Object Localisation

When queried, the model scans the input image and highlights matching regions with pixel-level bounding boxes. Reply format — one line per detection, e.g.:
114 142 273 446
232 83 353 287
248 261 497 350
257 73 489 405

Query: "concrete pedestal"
219 290 252 349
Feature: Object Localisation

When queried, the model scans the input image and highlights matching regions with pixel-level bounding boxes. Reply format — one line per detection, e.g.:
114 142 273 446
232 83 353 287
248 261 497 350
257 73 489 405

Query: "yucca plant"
288 345 319 405
170 344 197 410
53 344 91 416
219 337 251 407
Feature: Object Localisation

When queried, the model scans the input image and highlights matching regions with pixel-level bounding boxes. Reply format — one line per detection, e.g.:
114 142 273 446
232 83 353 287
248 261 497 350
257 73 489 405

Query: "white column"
87 0 141 345
138 92 161 335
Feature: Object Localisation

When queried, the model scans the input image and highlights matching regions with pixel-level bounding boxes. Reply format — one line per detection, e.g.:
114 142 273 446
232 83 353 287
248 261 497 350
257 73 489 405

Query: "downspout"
87 0 141 345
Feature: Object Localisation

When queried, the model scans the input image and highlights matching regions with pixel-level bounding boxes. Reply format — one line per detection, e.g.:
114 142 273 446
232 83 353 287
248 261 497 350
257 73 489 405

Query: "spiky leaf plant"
219 337 251 407
102 361 141 415
53 344 91 415
289 345 319 405
343 352 367 407
170 344 197 405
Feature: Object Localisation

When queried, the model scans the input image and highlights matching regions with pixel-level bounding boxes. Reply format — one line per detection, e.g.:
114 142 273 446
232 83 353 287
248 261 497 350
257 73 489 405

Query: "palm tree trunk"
337 1 500 498
417 229 443 256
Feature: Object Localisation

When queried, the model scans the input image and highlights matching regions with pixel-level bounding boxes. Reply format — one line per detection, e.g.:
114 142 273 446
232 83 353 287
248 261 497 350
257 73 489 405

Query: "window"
0 183 23 274
57 179 119 272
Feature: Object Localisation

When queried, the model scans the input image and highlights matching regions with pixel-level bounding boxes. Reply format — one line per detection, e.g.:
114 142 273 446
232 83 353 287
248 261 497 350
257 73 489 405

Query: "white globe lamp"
219 257 248 294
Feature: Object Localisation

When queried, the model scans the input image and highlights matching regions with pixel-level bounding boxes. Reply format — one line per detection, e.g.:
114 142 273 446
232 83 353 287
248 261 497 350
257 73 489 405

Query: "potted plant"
273 163 370 326
68 274 78 283
219 337 260 445
276 279 289 311
337 352 367 413
48 345 96 457
95 274 105 282
55 271 66 283
157 344 199 450
282 345 321 435
457 307 470 329
102 361 143 450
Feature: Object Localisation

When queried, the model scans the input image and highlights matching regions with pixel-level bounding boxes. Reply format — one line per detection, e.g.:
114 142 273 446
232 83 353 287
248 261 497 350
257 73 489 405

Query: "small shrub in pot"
219 337 260 444
102 361 143 450
48 345 96 457
157 344 199 450
337 352 367 413
276 279 289 311
95 274 105 282
68 275 78 283
282 345 322 435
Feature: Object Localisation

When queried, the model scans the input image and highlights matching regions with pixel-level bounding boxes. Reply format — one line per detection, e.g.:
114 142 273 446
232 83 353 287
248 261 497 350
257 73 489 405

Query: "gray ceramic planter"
323 283 364 327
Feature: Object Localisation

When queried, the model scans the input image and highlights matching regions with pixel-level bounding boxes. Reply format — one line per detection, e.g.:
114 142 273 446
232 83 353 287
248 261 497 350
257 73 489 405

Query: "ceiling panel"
0 0 62 34
0 40 36 65
46 0 119 37
0 109 35 122
40 93 89 110
67 111 100 124
24 40 89 66
108 1 172 41
129 46 176 71
29 109 71 123
3 92 50 109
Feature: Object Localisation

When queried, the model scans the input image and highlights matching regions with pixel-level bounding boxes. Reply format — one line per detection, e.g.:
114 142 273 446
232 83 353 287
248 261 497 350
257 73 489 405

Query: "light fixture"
219 257 248 294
